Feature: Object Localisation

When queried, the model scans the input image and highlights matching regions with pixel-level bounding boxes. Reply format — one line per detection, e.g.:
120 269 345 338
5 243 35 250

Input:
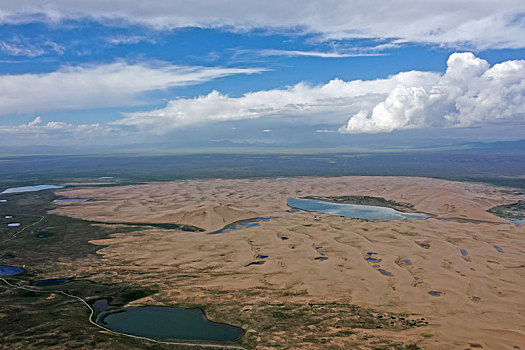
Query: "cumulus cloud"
339 53 525 133
0 62 264 115
114 71 437 133
1 1 524 49
115 53 525 134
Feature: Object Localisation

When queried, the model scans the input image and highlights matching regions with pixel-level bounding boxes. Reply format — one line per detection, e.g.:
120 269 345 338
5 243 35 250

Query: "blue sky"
1 1 525 152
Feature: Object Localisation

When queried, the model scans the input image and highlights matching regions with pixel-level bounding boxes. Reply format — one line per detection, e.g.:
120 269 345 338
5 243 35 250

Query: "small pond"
53 198 89 203
1 185 64 194
493 245 504 253
33 278 71 287
0 265 24 276
36 231 53 238
287 198 430 221
378 269 393 277
210 217 273 234
97 306 244 341
93 299 115 313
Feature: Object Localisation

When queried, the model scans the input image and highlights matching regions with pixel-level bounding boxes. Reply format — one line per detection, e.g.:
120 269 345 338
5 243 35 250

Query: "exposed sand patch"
53 176 525 349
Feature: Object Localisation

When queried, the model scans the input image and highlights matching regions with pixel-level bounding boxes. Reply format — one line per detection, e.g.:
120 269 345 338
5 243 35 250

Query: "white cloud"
262 129 272 132
106 35 155 45
0 62 264 115
0 36 64 57
257 49 384 58
339 53 525 133
1 1 524 49
115 53 525 134
0 116 111 138
0 41 44 57
115 70 437 133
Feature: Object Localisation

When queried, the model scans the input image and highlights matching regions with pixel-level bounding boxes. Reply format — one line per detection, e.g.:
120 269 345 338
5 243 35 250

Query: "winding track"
0 278 246 349
1 214 45 244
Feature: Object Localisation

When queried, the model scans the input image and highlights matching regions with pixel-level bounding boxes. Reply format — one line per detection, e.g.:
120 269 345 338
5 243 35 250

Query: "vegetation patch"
90 221 204 232
488 201 525 219
303 195 417 212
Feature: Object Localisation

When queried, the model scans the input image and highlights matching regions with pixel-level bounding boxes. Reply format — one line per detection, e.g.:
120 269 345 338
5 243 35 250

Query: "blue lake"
0 265 24 276
287 198 430 221
97 306 244 341
1 185 64 194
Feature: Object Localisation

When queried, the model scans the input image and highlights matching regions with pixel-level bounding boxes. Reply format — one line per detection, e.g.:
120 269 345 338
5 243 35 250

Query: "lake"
287 198 430 220
1 185 64 194
53 198 89 203
97 306 244 341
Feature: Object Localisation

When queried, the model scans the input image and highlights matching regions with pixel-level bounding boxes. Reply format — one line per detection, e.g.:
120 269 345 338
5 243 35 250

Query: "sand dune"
53 176 525 349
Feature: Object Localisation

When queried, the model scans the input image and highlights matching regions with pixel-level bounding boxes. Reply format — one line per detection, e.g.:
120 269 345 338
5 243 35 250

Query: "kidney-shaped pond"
287 198 430 220
97 306 244 341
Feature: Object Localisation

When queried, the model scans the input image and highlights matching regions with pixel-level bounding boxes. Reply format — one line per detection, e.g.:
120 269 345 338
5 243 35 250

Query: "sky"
0 1 525 152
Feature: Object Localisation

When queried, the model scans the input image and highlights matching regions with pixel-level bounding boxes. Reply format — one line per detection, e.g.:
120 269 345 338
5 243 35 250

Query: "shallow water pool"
287 198 430 220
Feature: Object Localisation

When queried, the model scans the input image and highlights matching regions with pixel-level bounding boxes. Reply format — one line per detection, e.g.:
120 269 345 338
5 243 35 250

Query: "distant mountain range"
0 139 524 156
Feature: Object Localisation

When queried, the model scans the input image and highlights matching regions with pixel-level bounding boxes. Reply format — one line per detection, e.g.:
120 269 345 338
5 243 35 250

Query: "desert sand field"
52 176 525 349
